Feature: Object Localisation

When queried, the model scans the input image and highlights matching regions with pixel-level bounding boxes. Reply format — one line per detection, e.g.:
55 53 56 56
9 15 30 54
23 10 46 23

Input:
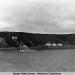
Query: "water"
0 49 75 72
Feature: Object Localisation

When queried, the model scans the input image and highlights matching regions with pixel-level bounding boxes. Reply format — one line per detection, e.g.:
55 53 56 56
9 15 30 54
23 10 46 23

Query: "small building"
57 43 63 46
45 42 51 46
52 43 57 46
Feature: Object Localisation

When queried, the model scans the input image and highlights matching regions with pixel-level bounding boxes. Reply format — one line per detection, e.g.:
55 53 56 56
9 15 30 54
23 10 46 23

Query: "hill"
0 31 75 49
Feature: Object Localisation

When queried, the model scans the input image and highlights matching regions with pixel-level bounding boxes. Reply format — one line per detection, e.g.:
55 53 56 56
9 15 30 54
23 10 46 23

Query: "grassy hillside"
0 32 75 50
0 37 8 48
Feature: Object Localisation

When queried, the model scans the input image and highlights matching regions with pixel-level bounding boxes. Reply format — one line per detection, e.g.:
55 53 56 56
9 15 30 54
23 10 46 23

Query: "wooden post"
20 42 22 50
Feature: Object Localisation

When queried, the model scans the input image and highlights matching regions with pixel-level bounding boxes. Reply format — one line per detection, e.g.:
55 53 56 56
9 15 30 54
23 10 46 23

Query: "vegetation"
0 32 75 50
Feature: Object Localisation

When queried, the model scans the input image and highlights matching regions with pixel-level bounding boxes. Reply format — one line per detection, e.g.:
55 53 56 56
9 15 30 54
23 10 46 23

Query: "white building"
45 42 51 46
57 43 63 46
52 43 57 46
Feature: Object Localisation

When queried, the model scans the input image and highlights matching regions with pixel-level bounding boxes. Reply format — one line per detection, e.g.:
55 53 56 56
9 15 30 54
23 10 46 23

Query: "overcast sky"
0 0 75 34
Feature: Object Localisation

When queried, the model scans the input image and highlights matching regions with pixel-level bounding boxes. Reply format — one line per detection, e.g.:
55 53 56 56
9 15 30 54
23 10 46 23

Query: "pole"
12 36 21 50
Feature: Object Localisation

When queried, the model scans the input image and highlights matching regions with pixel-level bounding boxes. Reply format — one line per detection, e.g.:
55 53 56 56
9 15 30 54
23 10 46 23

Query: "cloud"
0 0 75 34
59 20 75 29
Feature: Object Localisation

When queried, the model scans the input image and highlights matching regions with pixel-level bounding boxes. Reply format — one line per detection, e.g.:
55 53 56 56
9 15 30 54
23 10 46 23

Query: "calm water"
0 49 75 72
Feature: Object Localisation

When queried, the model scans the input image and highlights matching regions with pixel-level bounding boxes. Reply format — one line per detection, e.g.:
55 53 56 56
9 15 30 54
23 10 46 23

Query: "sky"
0 0 75 34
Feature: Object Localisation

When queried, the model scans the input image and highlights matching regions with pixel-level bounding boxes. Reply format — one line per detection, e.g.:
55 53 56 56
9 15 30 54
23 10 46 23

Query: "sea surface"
0 49 75 72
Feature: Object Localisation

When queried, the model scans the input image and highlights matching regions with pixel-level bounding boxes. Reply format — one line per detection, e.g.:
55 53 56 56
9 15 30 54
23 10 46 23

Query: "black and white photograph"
0 0 75 72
